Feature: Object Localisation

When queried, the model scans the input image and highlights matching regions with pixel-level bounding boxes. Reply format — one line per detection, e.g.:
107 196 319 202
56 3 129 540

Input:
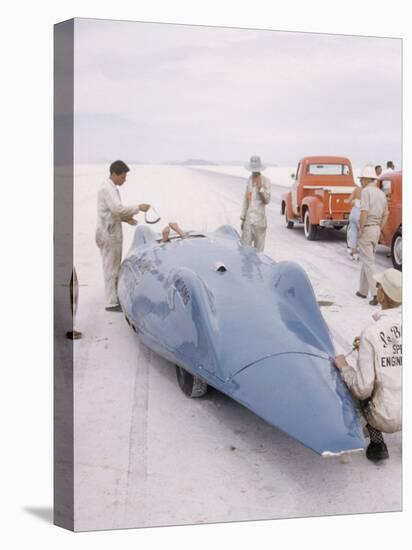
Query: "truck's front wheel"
303 210 318 240
391 230 402 271
284 210 294 229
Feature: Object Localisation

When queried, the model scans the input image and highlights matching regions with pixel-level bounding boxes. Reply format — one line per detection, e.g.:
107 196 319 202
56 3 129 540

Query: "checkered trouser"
366 423 385 444
359 400 385 444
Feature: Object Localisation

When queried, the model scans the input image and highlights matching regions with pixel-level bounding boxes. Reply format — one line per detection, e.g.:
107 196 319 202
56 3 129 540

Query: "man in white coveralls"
355 164 388 305
240 155 271 251
334 268 402 462
96 160 150 311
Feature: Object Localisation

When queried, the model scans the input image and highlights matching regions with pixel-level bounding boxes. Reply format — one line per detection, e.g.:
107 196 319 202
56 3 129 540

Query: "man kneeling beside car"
334 268 402 462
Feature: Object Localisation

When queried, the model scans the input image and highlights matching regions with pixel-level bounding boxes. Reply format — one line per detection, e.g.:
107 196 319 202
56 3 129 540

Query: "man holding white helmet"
240 155 271 251
334 268 402 462
355 164 388 305
96 160 150 311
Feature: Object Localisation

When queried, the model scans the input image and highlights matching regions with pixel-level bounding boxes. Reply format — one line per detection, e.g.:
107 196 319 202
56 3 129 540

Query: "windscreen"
307 164 350 175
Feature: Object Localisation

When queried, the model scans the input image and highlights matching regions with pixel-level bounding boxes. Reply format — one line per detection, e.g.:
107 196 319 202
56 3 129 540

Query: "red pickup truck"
281 156 355 240
379 171 402 271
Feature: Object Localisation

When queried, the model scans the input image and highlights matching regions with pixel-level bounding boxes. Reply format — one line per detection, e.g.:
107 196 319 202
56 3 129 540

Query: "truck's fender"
280 191 289 214
301 196 323 225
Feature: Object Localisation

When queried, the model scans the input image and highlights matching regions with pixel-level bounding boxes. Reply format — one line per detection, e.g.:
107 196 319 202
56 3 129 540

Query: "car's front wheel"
303 210 318 240
175 366 208 397
391 230 402 271
124 314 138 333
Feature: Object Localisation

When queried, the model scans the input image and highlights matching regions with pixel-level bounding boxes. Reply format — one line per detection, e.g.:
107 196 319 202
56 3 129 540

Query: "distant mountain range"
165 159 277 166
165 159 219 166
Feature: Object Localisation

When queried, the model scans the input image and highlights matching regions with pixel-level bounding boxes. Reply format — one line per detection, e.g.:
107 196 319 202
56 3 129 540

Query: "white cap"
374 268 402 303
358 164 377 179
245 155 266 172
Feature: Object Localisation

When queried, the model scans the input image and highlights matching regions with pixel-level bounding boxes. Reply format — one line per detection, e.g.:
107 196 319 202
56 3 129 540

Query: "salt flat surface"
72 164 399 532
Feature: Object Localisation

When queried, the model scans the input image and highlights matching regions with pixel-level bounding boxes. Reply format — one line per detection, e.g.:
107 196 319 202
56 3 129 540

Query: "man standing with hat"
356 164 388 305
240 155 271 251
334 268 402 462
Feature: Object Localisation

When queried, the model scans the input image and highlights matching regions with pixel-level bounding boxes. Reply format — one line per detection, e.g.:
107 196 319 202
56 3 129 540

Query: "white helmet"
358 164 377 179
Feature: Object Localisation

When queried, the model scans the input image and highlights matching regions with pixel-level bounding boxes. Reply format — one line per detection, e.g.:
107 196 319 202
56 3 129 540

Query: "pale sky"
73 18 402 167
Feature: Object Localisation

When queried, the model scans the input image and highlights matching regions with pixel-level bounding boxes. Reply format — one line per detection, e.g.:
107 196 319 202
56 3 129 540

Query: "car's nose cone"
229 352 365 455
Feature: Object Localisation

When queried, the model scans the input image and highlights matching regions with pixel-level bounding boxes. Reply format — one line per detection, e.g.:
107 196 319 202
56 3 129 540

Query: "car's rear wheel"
175 366 208 397
284 210 294 229
303 210 318 240
391 230 402 271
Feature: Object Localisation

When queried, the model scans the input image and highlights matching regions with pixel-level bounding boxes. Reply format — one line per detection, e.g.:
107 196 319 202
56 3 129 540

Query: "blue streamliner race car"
117 224 365 456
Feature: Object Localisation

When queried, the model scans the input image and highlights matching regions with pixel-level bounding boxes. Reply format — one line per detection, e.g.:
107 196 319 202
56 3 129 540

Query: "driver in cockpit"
160 222 187 242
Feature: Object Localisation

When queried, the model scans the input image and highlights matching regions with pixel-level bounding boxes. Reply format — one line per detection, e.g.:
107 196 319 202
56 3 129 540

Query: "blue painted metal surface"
118 225 365 455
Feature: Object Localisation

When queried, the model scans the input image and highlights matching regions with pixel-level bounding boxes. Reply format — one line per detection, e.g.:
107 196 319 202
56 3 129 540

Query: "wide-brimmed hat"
374 268 402 303
358 164 377 180
245 155 266 172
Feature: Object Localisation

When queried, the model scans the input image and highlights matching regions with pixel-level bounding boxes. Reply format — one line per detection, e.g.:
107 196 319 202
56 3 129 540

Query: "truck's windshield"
307 164 350 175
